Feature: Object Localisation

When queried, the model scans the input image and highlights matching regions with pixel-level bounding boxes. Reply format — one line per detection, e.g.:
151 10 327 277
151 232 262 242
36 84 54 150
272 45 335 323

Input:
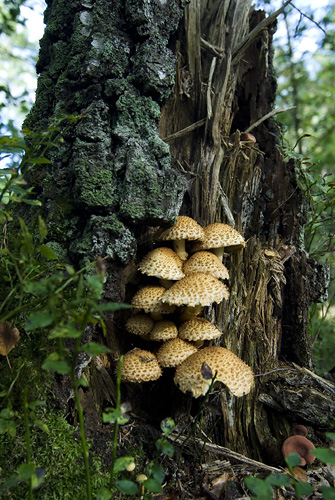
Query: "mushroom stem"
159 278 174 289
179 305 204 322
150 312 163 321
211 247 225 262
173 239 188 261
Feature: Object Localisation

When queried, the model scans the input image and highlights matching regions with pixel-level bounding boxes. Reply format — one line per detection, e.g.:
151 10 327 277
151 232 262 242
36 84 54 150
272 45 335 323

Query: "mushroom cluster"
122 215 254 398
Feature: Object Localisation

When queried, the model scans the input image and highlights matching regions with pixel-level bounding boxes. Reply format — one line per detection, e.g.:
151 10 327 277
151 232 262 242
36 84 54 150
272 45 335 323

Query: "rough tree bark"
22 0 332 469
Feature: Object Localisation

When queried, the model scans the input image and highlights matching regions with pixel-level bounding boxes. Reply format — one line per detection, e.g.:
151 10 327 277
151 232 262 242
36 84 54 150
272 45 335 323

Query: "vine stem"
109 355 124 490
23 387 33 500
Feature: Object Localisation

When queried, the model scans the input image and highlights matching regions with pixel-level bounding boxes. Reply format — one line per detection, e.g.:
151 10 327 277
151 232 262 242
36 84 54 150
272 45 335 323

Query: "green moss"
0 409 109 499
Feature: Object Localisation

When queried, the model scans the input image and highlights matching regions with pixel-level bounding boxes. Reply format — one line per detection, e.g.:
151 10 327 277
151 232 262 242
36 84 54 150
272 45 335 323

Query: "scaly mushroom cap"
159 216 204 243
282 435 316 466
158 216 204 261
149 320 178 341
161 273 229 307
191 223 245 256
174 346 254 398
121 348 162 382
183 251 229 280
178 317 223 341
131 286 176 314
138 247 185 281
156 338 198 367
125 314 154 336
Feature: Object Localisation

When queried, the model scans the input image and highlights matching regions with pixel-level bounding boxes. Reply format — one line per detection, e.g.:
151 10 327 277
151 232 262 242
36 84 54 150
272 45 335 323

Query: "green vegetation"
245 433 335 500
273 2 335 373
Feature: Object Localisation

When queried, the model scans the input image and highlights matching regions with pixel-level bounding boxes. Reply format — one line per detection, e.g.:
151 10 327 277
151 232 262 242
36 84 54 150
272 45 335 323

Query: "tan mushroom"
158 216 204 261
156 338 198 367
131 285 176 320
183 251 229 280
138 247 185 288
174 346 254 398
178 317 223 342
191 223 245 261
161 272 229 317
121 348 162 382
149 320 178 341
125 314 154 336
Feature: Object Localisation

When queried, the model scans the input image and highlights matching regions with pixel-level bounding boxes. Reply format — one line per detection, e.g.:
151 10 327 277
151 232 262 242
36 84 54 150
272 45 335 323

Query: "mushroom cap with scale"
158 216 204 261
191 223 245 261
156 338 198 367
174 346 254 397
138 247 185 287
121 348 162 382
183 251 229 280
131 286 176 319
178 317 224 341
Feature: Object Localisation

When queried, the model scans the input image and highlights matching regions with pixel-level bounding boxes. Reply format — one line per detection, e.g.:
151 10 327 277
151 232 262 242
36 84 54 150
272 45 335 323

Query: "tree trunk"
23 0 331 468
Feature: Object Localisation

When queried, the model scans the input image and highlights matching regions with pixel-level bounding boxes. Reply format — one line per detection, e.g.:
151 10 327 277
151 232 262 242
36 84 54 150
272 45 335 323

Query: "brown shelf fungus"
125 314 154 336
156 338 198 368
121 348 162 382
161 272 229 317
183 251 229 280
138 247 185 288
178 317 224 342
158 216 204 261
174 346 254 398
149 320 178 341
131 285 176 320
191 223 245 261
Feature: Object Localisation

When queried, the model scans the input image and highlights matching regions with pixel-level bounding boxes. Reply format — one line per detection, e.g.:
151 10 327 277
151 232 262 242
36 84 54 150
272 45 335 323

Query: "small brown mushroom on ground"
178 317 224 342
191 223 245 260
121 348 162 382
174 346 254 398
138 247 185 288
282 435 316 466
131 285 176 320
183 251 229 280
161 272 229 317
149 320 178 341
156 338 198 367
158 216 204 261
125 314 154 336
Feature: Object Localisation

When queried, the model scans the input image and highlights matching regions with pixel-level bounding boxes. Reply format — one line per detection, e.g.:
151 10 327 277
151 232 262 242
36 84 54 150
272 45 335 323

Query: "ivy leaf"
312 448 335 464
245 476 273 497
0 321 20 356
160 417 175 435
81 342 111 356
321 486 335 500
115 480 139 495
42 353 70 375
113 457 135 472
285 452 302 468
26 310 53 330
39 244 58 260
265 473 291 487
295 481 313 496
143 477 163 493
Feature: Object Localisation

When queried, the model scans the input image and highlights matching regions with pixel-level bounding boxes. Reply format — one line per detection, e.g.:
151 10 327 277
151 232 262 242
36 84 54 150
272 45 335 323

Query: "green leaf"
39 244 58 260
312 448 335 464
295 481 313 496
113 457 135 472
147 463 164 484
38 216 48 243
42 353 71 375
143 477 163 493
115 479 139 495
160 417 175 435
326 433 335 440
245 476 273 496
81 342 111 356
29 157 51 164
48 325 82 339
96 487 113 500
156 438 174 457
321 486 335 500
265 473 291 487
18 463 35 480
26 311 53 330
285 452 302 468
34 420 50 433
94 302 131 312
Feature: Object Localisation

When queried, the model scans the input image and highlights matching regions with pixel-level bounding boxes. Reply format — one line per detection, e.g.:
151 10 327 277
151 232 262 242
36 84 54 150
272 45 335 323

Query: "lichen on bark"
23 0 187 264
